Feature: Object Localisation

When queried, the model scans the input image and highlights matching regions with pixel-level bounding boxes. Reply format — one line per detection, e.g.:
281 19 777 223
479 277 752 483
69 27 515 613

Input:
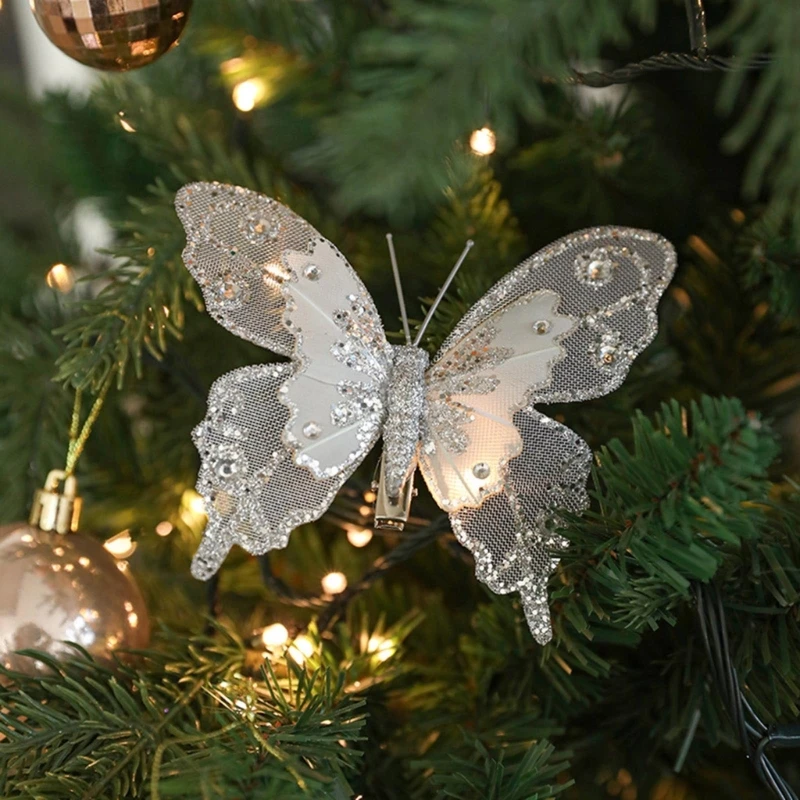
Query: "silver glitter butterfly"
175 182 676 644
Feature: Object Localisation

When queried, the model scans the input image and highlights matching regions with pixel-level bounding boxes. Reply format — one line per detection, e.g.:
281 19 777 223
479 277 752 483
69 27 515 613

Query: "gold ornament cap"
29 470 82 535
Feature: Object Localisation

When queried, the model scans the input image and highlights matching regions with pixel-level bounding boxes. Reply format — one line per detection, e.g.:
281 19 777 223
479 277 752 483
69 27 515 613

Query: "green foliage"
0 312 71 520
299 0 658 217
418 737 570 800
0 630 368 800
55 185 197 391
562 396 778 632
716 0 800 236
735 211 800 322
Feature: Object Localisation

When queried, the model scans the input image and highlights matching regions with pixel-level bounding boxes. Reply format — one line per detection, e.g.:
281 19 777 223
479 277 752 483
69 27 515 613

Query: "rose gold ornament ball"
0 521 150 675
30 0 192 72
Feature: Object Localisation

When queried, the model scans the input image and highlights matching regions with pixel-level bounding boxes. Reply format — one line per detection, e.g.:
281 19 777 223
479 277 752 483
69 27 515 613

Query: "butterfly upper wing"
436 227 677 404
176 182 308 356
419 227 676 642
176 182 391 577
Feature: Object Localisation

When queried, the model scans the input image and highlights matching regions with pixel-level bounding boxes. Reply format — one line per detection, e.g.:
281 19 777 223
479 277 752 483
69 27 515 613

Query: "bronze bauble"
30 0 192 72
0 521 150 674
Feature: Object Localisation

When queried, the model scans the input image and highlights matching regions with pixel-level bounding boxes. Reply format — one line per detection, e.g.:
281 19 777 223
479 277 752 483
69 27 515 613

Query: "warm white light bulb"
261 623 289 648
182 489 205 514
347 529 373 548
46 263 75 293
288 634 315 665
367 634 396 662
117 112 136 133
232 78 266 112
104 531 137 559
321 571 348 595
469 126 496 156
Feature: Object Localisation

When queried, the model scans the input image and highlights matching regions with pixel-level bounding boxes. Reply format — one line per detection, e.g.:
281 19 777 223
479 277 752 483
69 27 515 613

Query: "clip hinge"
374 458 414 531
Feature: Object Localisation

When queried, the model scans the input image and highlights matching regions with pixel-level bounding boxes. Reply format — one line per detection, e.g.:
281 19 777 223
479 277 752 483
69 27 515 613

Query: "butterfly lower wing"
191 364 360 579
449 410 591 644
176 183 390 575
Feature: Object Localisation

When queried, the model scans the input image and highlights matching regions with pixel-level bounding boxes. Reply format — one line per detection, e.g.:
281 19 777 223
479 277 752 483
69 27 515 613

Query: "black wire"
258 554 327 609
316 515 449 632
571 53 772 88
694 583 800 800
251 516 450 626
204 572 221 633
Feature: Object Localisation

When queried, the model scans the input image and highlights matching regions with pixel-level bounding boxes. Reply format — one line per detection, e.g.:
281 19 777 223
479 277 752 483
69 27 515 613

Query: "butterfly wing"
419 227 676 642
177 182 391 577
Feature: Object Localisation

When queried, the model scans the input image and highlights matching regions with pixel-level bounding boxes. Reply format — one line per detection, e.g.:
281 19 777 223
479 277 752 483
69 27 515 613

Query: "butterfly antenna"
386 233 412 345
413 240 474 346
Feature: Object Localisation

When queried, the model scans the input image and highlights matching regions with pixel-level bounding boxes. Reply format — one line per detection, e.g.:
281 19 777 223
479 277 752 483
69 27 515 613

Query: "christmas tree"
1 1 799 798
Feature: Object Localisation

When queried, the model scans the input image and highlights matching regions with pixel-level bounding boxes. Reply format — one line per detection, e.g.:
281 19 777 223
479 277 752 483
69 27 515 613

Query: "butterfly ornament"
176 182 676 644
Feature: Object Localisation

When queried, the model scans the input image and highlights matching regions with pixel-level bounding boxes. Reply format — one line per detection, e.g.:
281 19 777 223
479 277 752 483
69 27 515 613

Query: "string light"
363 490 377 504
104 530 137 559
220 57 245 75
155 521 173 537
347 528 373 548
288 634 315 666
367 634 396 663
469 126 496 156
261 623 289 648
232 78 267 112
180 489 207 528
117 111 136 133
46 263 75 293
321 571 348 595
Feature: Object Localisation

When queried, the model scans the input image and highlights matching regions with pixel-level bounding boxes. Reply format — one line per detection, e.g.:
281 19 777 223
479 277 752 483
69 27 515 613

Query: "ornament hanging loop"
29 469 82 535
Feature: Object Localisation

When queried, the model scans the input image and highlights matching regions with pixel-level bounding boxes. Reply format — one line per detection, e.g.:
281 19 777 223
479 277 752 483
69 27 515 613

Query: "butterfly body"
382 344 429 502
176 181 676 644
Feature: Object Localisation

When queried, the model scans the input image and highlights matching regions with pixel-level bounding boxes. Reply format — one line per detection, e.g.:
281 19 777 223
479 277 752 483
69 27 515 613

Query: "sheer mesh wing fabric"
191 365 359 579
436 227 677 404
176 182 391 577
429 228 675 643
450 411 591 644
175 182 318 356
279 242 391 479
419 290 577 511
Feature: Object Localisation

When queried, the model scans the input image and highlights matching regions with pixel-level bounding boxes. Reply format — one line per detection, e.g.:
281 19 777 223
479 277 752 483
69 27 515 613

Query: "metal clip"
373 457 415 531
29 470 82 534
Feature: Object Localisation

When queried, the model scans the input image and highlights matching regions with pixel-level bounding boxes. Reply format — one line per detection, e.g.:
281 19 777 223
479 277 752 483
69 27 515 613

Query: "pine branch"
53 184 194 391
716 0 800 236
556 396 780 638
0 629 368 800
0 313 72 519
299 0 658 216
415 736 571 800
734 212 800 323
